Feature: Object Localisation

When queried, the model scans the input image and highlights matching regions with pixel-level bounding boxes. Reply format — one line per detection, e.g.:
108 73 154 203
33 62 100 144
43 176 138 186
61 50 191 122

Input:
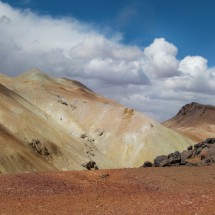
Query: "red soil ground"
0 166 215 215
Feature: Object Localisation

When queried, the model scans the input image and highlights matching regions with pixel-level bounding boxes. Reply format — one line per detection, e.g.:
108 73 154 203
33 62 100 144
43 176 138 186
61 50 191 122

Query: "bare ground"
0 166 215 215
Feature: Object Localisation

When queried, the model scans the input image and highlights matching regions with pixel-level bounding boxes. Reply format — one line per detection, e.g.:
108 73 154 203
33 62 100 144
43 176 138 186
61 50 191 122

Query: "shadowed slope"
0 82 117 173
0 124 56 173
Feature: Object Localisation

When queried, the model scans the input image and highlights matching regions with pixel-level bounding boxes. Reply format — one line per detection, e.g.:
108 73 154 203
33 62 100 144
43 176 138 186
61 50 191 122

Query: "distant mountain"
163 102 215 142
0 68 193 173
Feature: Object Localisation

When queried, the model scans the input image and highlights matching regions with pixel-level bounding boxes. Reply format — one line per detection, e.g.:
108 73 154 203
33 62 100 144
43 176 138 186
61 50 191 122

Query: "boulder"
187 145 193 151
143 161 153 167
154 155 169 167
181 150 193 165
205 138 215 144
168 151 181 165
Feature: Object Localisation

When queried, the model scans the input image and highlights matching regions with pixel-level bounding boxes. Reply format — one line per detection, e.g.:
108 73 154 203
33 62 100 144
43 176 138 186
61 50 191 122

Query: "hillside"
163 102 215 142
0 68 194 173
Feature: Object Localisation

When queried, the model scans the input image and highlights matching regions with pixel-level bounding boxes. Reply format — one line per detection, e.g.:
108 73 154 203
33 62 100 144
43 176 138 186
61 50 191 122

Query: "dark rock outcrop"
82 161 99 170
143 138 215 167
29 139 50 156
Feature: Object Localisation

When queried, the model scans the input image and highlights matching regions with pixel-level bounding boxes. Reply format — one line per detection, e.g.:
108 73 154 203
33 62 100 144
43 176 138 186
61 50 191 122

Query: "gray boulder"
143 161 153 167
168 151 181 165
154 155 169 167
181 150 193 165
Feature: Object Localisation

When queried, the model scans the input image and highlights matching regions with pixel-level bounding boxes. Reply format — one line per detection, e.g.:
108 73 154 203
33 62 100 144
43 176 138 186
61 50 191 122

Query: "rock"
82 161 99 170
194 142 203 149
181 150 193 165
29 139 49 156
100 173 109 179
187 145 193 151
195 147 203 155
143 161 153 167
168 151 181 165
199 148 209 160
154 155 169 167
206 138 215 144
149 138 215 168
80 133 87 139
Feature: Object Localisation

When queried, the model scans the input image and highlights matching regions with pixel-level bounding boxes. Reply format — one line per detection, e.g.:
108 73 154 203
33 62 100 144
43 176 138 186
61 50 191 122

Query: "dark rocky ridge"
143 138 215 167
164 102 215 126
176 102 215 117
163 102 215 142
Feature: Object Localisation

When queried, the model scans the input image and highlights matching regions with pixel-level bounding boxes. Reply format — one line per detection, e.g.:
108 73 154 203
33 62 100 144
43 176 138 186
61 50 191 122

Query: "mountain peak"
177 102 215 117
14 68 53 82
163 102 215 142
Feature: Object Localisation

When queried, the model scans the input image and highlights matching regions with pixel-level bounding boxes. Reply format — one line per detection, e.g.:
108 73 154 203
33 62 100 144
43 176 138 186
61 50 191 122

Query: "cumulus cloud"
143 38 179 78
0 1 214 121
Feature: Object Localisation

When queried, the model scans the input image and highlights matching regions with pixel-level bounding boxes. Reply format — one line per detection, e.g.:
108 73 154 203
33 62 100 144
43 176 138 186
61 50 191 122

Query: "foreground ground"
0 166 215 215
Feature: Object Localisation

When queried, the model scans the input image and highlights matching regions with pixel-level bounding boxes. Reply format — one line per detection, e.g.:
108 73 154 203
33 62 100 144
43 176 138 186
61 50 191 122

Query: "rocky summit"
163 102 215 142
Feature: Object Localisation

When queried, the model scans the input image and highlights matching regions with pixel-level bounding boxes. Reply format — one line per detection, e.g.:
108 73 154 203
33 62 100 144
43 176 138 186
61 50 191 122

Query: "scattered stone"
80 133 87 139
70 104 77 110
29 139 49 156
100 173 109 179
95 128 104 137
57 95 68 106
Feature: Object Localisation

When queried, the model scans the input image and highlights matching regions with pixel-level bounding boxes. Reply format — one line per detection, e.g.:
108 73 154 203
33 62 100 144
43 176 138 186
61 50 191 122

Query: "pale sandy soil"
0 166 215 215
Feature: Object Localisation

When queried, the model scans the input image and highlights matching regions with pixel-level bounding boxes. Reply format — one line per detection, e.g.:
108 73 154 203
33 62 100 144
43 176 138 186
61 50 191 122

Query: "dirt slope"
0 83 117 172
2 69 193 167
0 166 215 215
164 102 215 142
0 124 55 173
0 68 194 172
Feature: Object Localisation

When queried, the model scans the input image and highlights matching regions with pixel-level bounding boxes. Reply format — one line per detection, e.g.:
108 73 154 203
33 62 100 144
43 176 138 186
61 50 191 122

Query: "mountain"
163 102 215 142
0 68 194 173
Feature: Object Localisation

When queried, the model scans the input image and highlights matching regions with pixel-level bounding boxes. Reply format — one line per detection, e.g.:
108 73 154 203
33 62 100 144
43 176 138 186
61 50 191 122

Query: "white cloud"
0 1 214 122
179 56 208 76
143 38 179 78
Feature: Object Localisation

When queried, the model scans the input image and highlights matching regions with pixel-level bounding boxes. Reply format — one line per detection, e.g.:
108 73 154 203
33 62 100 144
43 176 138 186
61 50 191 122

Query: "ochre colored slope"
0 82 117 173
0 124 56 173
164 102 215 142
1 69 193 168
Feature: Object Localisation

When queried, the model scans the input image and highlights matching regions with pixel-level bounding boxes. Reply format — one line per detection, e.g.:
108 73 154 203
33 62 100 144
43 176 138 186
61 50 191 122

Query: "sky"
0 0 215 121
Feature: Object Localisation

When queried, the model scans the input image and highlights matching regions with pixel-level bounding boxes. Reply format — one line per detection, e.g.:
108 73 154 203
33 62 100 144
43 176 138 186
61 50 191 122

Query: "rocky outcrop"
143 138 215 167
29 139 50 156
82 161 99 170
163 102 215 142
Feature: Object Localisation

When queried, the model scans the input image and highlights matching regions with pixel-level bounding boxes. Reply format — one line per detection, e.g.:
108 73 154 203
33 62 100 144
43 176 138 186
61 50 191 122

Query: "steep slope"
163 102 215 142
0 83 117 173
1 68 194 167
0 124 56 173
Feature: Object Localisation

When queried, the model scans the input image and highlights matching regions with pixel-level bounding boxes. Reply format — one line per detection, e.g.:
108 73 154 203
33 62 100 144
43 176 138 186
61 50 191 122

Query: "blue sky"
3 0 215 66
0 0 215 121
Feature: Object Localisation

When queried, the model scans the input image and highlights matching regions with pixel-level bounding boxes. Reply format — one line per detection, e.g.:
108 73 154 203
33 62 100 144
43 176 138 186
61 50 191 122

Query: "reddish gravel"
0 166 215 215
